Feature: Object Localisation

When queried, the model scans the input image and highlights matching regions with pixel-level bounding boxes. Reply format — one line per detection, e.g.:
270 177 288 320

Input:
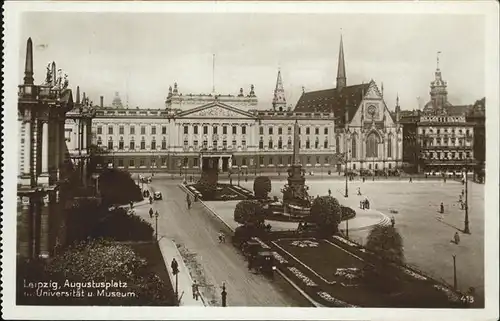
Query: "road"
138 179 310 307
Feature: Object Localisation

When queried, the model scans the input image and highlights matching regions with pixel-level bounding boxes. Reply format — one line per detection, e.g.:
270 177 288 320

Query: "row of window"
184 140 246 148
422 137 470 147
258 138 328 150
97 125 169 136
183 125 247 135
421 128 471 136
423 152 471 159
258 126 329 135
100 139 167 150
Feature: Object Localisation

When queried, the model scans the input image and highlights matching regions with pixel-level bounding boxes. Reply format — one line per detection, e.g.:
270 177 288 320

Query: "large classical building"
294 36 403 173
400 56 479 175
91 72 338 176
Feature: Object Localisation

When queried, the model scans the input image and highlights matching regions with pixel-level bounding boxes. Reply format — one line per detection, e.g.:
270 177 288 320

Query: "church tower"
429 52 448 112
272 69 287 111
336 35 347 90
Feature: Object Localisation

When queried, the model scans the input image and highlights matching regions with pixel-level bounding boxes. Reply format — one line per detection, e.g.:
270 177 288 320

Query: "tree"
66 200 154 245
365 225 404 264
234 200 265 227
98 168 143 206
17 239 175 305
253 176 271 199
88 144 108 175
310 196 342 236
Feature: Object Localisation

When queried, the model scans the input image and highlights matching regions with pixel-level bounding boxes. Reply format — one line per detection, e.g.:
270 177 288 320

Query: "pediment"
364 81 382 100
177 102 255 119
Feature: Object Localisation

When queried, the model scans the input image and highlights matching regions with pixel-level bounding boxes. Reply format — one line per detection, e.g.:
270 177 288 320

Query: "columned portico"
200 154 233 172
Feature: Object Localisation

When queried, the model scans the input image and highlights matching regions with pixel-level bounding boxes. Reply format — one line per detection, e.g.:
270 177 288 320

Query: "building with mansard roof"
295 35 403 174
400 55 479 176
90 75 338 177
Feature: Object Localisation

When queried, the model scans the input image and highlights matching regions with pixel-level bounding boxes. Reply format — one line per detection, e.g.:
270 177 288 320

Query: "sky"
19 12 485 111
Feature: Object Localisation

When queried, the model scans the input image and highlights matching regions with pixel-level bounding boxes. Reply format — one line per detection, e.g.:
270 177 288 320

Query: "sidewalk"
158 238 206 306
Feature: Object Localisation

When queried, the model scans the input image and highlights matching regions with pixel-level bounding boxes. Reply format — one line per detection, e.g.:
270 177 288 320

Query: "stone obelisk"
287 119 306 197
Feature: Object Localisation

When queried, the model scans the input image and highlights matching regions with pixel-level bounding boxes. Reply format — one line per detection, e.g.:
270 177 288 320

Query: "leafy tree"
66 199 153 245
365 225 404 264
98 168 143 206
310 196 342 236
17 239 175 305
88 144 108 175
253 176 272 199
234 200 265 227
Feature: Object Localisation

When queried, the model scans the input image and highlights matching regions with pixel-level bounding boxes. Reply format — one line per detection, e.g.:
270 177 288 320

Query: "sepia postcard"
1 1 499 320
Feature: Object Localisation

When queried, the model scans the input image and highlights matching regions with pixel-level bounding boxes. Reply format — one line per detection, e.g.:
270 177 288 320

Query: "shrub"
310 196 342 236
365 225 405 264
341 206 356 221
234 200 265 227
253 176 271 199
99 168 143 206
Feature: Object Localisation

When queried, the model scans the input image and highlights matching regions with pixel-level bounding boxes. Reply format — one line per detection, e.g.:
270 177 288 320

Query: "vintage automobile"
254 251 276 277
153 191 163 200
242 239 262 258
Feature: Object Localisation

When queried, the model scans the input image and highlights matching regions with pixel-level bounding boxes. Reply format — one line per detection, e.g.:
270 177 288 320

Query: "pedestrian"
187 197 192 210
362 177 366 183
149 207 153 218
357 187 362 196
192 280 199 300
454 232 460 245
391 216 395 228
149 195 153 204
440 202 444 214
409 177 413 183
328 188 332 196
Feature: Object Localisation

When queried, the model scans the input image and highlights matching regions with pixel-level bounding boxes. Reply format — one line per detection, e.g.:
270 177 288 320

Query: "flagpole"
212 54 215 94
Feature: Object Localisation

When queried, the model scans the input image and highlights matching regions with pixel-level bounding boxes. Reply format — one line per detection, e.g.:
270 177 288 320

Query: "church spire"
272 68 287 111
24 38 34 85
336 33 346 90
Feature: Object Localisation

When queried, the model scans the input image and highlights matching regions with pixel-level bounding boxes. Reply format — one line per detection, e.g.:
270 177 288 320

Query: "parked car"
153 191 162 200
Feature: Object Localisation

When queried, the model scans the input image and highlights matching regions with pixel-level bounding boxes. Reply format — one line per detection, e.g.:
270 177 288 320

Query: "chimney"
76 86 81 104
100 96 104 108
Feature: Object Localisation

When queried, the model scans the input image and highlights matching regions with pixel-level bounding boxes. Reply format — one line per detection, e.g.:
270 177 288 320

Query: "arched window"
351 135 357 159
387 135 393 158
366 132 379 158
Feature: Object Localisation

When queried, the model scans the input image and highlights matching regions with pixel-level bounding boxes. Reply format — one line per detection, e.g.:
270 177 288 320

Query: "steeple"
395 93 401 122
336 33 346 90
272 69 287 111
429 51 448 112
24 38 34 85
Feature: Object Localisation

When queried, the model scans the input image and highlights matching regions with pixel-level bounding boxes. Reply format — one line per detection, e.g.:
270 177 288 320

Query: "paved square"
234 178 484 303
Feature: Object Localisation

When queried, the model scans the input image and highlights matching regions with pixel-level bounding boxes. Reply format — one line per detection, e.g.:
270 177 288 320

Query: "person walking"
186 194 191 210
149 207 153 218
149 195 153 204
454 232 460 245
357 187 362 196
440 202 444 214
391 216 396 228
409 176 413 183
192 280 199 300
328 188 332 196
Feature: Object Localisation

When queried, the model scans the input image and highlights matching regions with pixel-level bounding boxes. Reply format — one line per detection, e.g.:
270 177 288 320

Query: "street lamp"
154 210 159 241
452 254 457 290
221 282 227 307
462 165 470 234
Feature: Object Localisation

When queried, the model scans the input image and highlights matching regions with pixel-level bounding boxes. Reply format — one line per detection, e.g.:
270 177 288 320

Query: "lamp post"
463 164 470 234
452 254 457 290
154 210 159 242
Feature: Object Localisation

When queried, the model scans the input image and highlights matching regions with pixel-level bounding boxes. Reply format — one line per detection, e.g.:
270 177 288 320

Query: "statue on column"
44 62 53 85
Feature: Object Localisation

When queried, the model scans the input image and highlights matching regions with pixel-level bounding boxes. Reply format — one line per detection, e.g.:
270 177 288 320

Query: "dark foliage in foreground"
98 168 143 206
17 240 175 306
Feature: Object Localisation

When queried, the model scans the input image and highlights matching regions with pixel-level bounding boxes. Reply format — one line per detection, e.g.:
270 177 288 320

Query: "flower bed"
187 183 252 201
269 237 464 308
